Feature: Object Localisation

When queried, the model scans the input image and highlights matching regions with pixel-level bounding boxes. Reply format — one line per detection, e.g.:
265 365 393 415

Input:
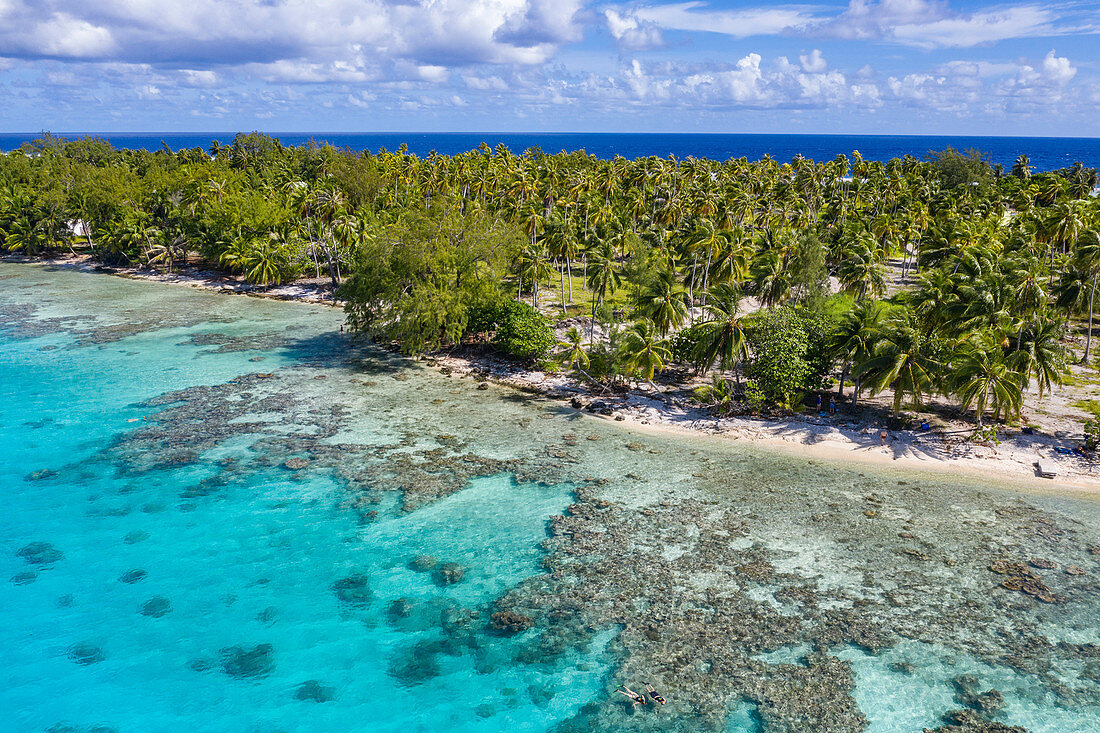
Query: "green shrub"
744 380 766 412
669 324 707 365
1085 419 1100 450
744 306 834 408
476 298 554 360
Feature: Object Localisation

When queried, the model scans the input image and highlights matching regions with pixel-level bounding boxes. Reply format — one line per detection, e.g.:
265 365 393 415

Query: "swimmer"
644 682 666 705
616 684 647 709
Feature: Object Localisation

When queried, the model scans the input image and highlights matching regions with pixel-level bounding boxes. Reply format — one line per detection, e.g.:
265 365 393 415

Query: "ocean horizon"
3 132 1100 172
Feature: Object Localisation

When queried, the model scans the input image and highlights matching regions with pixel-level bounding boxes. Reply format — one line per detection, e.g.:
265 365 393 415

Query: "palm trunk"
566 257 573 303
559 262 566 314
1084 272 1098 364
702 248 712 305
837 362 849 398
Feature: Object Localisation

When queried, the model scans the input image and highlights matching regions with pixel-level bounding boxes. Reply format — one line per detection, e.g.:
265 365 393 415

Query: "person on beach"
644 682 666 705
880 429 889 446
829 397 836 415
617 684 647 709
816 394 823 413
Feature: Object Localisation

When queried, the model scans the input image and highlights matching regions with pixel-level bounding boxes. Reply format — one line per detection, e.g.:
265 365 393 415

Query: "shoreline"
6 254 1099 496
427 350 1100 497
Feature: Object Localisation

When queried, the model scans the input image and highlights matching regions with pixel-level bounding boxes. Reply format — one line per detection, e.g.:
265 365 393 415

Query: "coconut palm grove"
4 133 1100 434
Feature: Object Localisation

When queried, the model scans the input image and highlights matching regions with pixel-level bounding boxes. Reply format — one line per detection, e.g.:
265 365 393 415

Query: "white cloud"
617 0 1084 49
178 70 219 87
604 9 664 50
10 11 117 58
893 5 1053 48
0 0 585 77
616 54 881 110
416 65 450 83
632 2 819 38
463 74 510 91
821 0 1057 48
1040 49 1076 84
799 49 826 73
886 50 1078 114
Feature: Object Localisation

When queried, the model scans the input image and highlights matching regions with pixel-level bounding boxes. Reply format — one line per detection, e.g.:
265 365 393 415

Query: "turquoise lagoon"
1 263 1098 732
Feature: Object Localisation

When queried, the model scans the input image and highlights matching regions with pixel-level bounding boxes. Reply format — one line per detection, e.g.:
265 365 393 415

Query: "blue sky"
1 0 1098 135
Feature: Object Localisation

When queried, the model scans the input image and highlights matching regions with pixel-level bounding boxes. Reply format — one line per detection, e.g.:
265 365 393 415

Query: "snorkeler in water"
644 682 666 705
617 684 647 709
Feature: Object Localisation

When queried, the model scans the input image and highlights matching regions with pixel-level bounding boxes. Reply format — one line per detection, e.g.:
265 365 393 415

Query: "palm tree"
2 215 49 254
952 333 1024 425
634 268 689 336
555 326 600 386
836 234 887 302
1006 316 1066 400
585 239 621 335
1011 154 1033 180
751 248 791 309
1073 229 1100 363
692 375 736 414
694 283 750 373
855 311 941 413
621 320 671 391
829 300 887 406
514 242 553 309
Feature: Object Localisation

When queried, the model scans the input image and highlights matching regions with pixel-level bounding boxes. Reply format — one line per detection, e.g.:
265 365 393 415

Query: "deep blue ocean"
2 132 1098 171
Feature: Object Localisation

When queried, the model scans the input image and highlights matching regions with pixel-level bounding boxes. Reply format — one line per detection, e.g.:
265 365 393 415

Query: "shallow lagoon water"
2 263 1099 732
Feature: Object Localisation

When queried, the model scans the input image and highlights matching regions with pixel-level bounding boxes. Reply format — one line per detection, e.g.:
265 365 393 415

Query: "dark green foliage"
340 206 521 354
1085 419 1100 450
744 306 834 408
669 324 707 365
468 297 555 359
491 301 555 359
925 147 993 189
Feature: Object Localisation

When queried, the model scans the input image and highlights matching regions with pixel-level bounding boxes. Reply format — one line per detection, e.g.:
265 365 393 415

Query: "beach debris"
1034 459 1057 478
